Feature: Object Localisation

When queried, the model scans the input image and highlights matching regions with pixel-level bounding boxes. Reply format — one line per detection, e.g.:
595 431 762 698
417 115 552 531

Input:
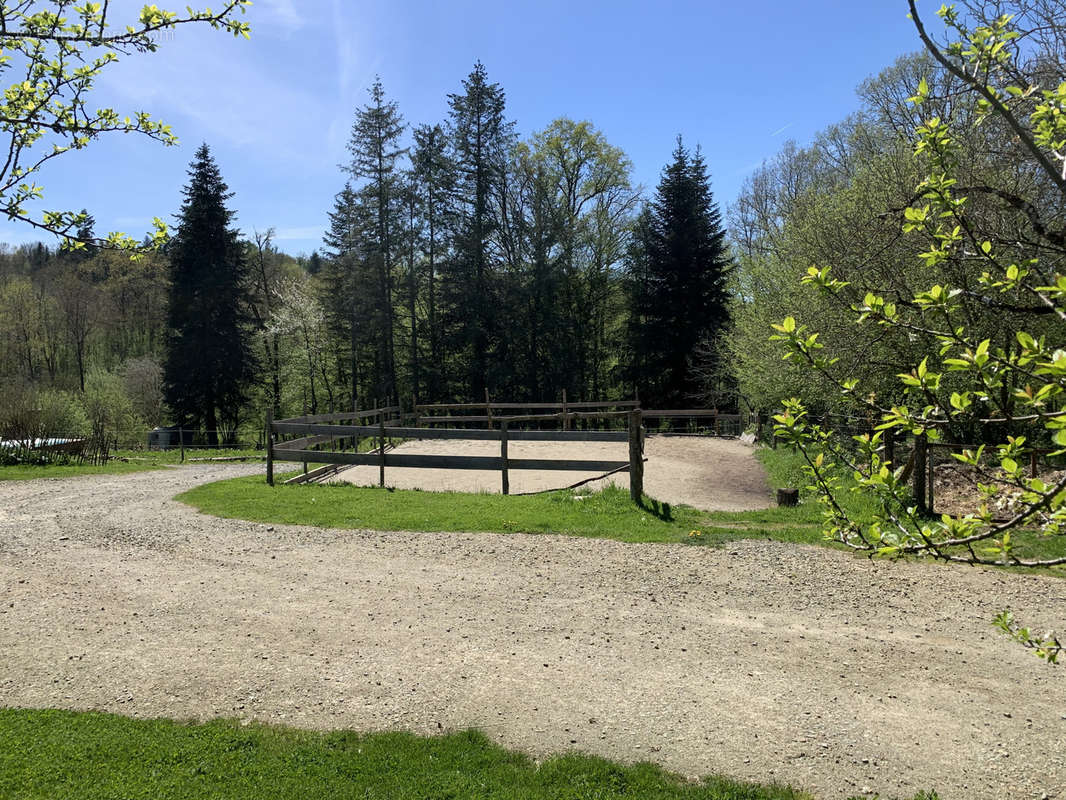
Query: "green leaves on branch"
0 2 251 250
994 610 1062 664
766 4 1066 584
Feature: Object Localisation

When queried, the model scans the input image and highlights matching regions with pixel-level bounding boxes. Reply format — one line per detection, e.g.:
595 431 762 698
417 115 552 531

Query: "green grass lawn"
175 447 865 547
0 448 262 481
0 708 941 800
176 446 1066 570
181 478 706 543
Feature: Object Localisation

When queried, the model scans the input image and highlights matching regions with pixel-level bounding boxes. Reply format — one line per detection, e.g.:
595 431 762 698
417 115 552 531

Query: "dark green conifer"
164 143 257 445
625 137 732 406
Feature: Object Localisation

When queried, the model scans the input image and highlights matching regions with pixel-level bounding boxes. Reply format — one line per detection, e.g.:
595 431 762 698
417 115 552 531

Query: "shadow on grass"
638 497 673 521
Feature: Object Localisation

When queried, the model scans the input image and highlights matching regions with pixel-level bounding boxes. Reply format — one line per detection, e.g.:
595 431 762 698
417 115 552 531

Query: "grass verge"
0 708 944 800
180 478 704 543
0 448 262 481
177 446 1066 569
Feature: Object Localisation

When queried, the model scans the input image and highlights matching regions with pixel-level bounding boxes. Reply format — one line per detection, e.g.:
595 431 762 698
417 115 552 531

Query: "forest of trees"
728 36 1065 440
0 62 733 444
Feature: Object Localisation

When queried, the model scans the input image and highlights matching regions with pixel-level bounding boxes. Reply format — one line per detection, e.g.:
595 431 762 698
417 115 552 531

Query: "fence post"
265 410 274 486
628 409 644 503
179 427 185 463
927 445 935 515
562 389 570 431
500 420 510 495
485 388 493 429
913 431 928 515
378 416 386 488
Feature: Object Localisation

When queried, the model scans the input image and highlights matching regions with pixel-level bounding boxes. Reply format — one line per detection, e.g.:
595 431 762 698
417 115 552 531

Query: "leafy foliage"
0 1 250 251
763 2 1066 658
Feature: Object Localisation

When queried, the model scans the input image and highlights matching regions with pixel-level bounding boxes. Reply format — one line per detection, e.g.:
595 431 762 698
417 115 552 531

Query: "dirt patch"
932 462 1066 519
334 435 773 512
1 466 1065 800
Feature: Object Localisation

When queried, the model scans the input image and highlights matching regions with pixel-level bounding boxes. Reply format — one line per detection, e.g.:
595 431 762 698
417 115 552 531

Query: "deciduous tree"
0 2 250 249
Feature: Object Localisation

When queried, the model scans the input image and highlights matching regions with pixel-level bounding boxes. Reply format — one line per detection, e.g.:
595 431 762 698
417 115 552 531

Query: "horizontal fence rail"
271 423 629 443
266 403 647 499
271 450 630 473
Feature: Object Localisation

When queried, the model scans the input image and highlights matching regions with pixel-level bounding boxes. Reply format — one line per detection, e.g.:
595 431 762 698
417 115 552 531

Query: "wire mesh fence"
0 428 264 466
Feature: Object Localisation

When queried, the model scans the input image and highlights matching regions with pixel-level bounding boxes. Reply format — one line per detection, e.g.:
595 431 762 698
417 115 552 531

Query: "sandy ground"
1 464 1065 800
335 435 773 512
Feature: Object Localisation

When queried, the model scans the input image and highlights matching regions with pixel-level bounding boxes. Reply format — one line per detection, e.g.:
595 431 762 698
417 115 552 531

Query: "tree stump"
777 488 799 507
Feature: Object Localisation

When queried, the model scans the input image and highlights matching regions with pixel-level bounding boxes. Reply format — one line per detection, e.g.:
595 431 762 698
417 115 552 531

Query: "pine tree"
625 137 732 407
164 143 257 446
345 77 406 403
411 123 453 399
445 61 515 398
320 182 372 408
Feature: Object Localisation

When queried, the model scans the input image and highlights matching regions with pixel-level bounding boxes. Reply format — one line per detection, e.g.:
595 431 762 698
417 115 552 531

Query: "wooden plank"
273 448 628 472
266 408 274 486
415 401 639 412
378 417 386 487
273 422 380 437
506 429 627 442
275 423 630 443
273 451 499 469
568 410 633 420
641 409 721 417
280 407 400 425
629 410 644 502
284 463 344 485
418 415 494 424
277 433 337 450
500 420 509 495
507 458 629 471
416 402 563 411
376 426 629 442
571 398 635 407
384 426 502 441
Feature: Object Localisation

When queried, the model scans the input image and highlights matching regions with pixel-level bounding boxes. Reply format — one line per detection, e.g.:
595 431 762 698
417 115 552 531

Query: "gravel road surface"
1 464 1064 799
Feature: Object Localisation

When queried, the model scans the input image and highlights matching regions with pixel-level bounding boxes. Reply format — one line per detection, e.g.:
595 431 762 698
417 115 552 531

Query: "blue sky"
6 0 927 255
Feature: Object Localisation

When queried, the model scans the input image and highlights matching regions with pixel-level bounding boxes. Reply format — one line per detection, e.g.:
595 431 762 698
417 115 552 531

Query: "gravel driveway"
1 465 1064 799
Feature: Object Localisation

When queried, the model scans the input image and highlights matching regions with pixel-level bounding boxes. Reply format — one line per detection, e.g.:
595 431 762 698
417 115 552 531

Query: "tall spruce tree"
445 61 515 399
320 182 371 408
345 77 406 403
164 143 257 446
625 137 732 407
411 123 453 400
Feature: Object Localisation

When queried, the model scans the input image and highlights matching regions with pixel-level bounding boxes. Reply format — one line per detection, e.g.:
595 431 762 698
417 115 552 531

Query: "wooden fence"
266 404 646 501
870 430 1058 517
415 392 745 436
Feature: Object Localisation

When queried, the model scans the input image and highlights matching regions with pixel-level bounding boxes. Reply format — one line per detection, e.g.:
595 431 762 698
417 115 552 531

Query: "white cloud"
97 32 332 168
257 0 304 31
